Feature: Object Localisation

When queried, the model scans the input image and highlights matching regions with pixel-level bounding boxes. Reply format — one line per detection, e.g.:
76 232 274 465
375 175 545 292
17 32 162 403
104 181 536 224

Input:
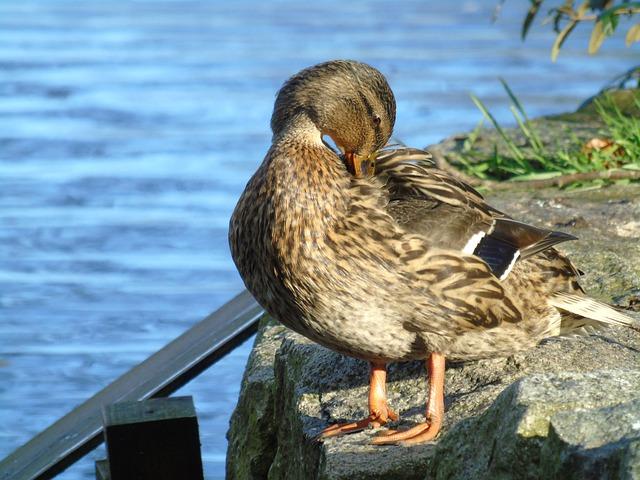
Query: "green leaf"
552 0 595 61
589 20 607 54
462 118 484 152
550 1 575 34
589 0 614 11
500 78 527 120
597 1 640 20
552 19 578 61
500 79 546 153
509 171 564 181
626 23 640 46
522 0 544 40
622 163 640 170
470 94 529 168
591 1 640 53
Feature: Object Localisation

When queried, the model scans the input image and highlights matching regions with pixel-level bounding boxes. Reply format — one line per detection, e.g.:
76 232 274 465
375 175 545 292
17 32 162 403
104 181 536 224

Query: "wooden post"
102 396 204 480
95 459 110 480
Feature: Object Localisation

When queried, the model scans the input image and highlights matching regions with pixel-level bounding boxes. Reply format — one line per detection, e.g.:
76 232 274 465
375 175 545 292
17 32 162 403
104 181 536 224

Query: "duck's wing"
397 244 526 331
375 148 638 337
376 147 576 280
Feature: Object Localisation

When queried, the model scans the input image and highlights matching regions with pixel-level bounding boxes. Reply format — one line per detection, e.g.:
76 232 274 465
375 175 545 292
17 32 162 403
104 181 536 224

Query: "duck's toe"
317 405 398 440
371 421 440 445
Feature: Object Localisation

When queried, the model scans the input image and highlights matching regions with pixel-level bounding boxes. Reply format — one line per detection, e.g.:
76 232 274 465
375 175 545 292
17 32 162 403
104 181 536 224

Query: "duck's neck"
268 115 350 233
229 115 354 321
272 113 324 146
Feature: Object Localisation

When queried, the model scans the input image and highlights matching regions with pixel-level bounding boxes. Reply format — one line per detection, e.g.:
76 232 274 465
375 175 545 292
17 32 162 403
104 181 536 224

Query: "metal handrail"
0 290 263 480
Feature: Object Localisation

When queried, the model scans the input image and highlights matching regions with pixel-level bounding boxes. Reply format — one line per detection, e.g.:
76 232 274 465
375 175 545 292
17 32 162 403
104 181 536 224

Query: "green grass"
458 81 640 187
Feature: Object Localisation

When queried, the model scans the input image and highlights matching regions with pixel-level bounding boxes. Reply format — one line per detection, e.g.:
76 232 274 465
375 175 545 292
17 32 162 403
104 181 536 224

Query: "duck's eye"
372 114 381 126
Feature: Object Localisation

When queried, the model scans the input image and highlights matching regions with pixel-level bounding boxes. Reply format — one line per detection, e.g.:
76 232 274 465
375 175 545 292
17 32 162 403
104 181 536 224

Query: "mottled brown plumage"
229 60 637 445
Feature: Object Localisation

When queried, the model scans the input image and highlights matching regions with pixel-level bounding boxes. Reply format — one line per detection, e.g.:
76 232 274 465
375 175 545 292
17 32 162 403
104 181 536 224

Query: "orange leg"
372 352 445 446
318 361 398 439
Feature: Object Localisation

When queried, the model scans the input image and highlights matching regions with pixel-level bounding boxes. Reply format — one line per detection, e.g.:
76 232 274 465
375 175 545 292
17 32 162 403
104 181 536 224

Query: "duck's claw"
371 420 440 445
317 361 398 440
317 405 398 439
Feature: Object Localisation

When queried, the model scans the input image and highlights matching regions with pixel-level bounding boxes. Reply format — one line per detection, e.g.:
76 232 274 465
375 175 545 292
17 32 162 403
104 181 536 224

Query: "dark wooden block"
95 459 110 480
102 396 204 480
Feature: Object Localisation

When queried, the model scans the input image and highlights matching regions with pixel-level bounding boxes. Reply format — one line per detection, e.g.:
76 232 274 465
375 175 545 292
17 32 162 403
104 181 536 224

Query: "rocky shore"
226 100 640 480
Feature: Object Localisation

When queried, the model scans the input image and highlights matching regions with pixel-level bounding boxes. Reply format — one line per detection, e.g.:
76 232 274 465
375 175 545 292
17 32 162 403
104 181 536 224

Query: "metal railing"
0 290 263 480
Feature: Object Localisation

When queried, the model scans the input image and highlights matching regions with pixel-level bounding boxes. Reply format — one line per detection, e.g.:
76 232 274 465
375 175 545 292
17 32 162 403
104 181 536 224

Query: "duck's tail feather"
557 312 609 336
468 218 576 281
550 292 640 333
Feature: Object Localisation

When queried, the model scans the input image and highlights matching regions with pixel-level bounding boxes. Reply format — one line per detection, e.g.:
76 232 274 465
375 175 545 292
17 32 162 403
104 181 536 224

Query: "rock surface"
430 371 640 480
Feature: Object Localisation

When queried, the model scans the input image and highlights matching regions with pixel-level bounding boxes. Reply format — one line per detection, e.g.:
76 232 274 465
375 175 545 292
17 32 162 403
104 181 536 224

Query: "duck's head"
271 60 396 177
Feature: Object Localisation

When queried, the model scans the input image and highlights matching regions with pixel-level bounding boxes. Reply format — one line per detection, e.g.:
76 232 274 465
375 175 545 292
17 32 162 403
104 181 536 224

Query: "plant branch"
492 168 640 189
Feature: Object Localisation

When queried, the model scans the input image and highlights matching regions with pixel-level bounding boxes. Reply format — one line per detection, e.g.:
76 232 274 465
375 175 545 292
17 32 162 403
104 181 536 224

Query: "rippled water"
0 1 636 478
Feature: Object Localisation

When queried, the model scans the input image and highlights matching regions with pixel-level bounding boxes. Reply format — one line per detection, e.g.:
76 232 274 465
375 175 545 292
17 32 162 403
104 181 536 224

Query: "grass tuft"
459 83 640 187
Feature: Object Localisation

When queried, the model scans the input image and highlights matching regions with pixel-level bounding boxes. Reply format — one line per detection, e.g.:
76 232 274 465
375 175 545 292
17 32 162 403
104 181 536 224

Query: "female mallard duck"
229 60 636 445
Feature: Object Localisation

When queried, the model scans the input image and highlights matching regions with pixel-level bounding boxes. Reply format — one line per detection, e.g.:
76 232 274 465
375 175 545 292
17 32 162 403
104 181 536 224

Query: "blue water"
0 1 636 478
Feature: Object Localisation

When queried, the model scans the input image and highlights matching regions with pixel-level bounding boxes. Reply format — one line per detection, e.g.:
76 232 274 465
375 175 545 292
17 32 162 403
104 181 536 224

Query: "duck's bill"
344 152 374 178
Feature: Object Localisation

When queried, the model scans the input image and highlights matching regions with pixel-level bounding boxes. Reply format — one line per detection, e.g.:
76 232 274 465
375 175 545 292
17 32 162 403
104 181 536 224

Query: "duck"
228 60 638 445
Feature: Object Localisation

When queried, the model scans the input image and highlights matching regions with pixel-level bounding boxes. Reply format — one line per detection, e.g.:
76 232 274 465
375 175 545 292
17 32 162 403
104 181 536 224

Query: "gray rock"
430 371 640 480
542 398 640 479
226 320 288 479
